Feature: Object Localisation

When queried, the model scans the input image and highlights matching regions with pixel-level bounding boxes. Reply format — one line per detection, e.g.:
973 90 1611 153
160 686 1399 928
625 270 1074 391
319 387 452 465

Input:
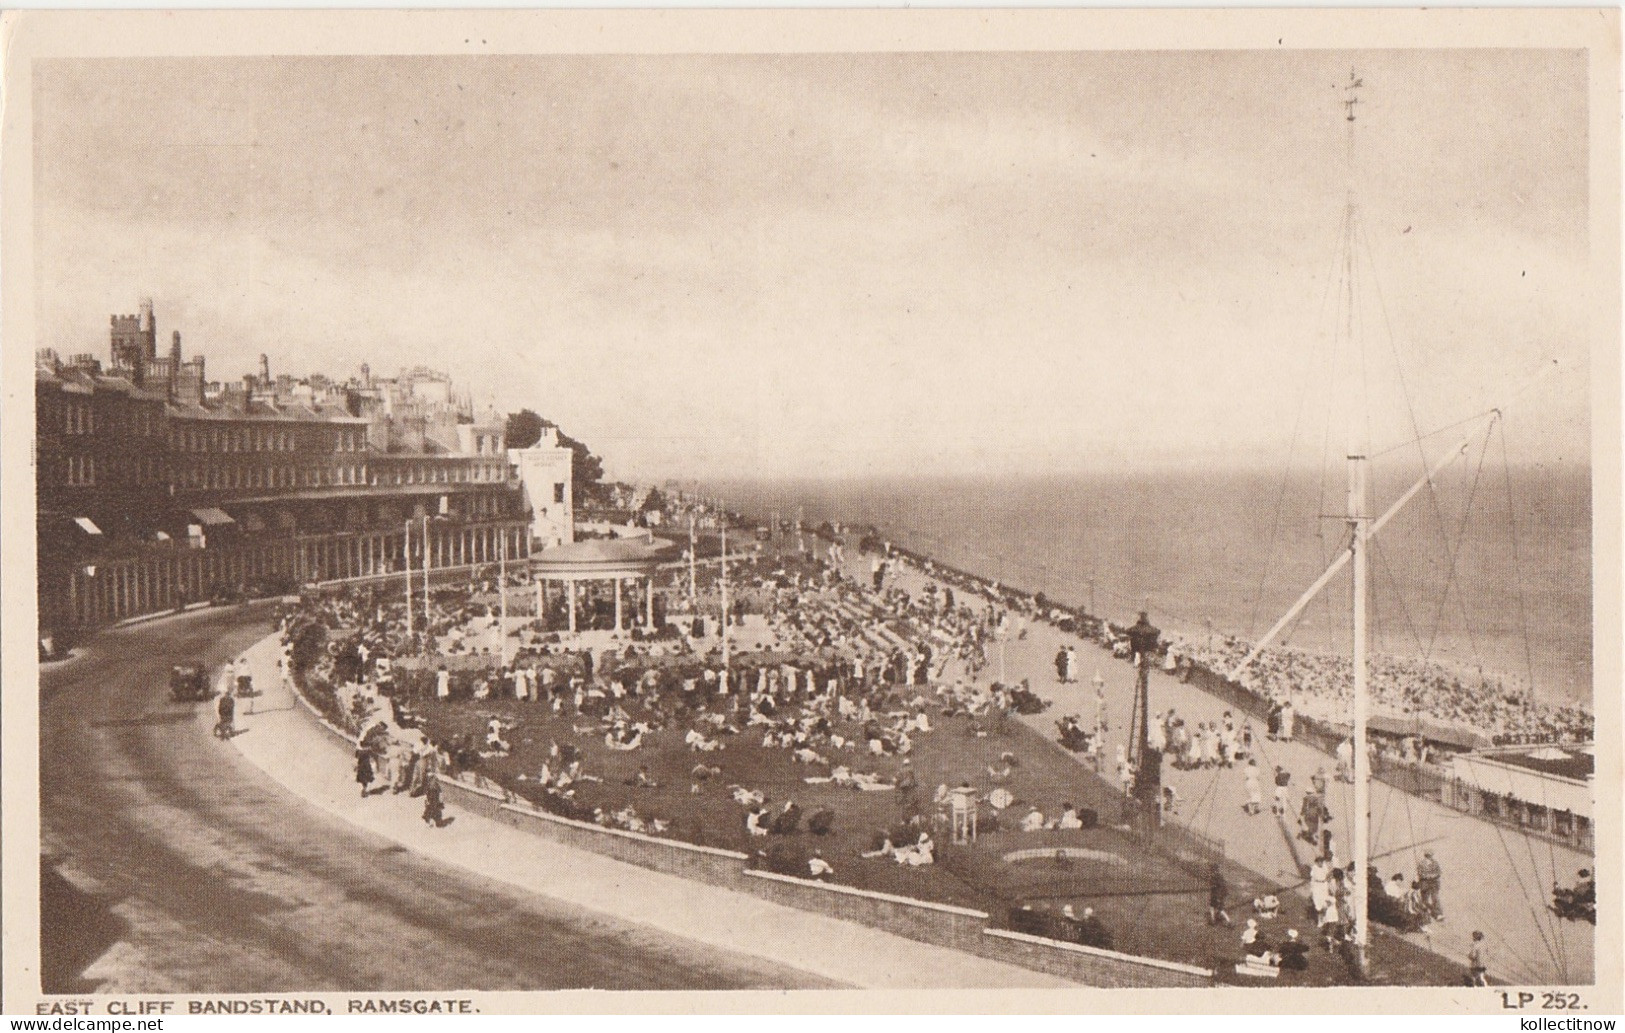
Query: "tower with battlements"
109 299 157 384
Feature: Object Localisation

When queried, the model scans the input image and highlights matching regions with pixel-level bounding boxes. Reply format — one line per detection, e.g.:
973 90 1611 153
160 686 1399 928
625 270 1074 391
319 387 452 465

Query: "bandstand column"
645 576 655 628
614 577 624 631
567 578 577 633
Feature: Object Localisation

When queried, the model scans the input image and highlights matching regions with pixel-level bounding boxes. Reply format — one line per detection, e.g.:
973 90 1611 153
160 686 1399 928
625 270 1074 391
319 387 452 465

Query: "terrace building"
35 303 539 635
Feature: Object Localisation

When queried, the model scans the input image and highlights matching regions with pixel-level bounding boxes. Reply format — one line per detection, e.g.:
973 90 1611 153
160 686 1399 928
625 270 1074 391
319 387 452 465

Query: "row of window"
65 455 96 486
173 462 369 492
59 455 165 487
375 462 507 486
64 402 94 436
168 424 365 454
57 456 513 493
63 402 161 437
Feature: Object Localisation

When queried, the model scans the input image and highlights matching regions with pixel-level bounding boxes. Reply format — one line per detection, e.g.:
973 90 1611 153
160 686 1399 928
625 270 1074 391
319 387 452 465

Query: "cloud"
33 51 1591 480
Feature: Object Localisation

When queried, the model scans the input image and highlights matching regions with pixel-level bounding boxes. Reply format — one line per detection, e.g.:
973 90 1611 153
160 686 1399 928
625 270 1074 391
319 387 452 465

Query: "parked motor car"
168 663 211 702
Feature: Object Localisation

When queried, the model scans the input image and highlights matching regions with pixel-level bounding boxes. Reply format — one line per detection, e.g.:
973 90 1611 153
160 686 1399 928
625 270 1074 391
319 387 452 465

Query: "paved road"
40 604 833 994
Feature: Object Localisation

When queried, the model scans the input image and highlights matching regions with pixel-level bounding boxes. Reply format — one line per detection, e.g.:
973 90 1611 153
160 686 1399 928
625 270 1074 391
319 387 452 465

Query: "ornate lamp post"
1126 610 1163 824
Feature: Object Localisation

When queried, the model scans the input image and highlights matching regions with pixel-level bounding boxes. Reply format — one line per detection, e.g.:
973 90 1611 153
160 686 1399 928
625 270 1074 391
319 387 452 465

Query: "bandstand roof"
530 536 677 579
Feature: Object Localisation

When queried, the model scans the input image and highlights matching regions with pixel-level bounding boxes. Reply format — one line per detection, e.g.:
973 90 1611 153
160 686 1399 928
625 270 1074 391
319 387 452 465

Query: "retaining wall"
981 929 1213 988
493 800 748 890
269 634 1213 989
738 869 988 954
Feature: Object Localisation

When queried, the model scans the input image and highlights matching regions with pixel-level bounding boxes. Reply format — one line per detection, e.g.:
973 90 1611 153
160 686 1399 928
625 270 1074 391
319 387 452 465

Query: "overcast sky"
34 50 1590 480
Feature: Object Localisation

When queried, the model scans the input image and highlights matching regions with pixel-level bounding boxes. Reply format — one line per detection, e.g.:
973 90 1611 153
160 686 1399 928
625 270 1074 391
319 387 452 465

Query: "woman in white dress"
1309 856 1332 917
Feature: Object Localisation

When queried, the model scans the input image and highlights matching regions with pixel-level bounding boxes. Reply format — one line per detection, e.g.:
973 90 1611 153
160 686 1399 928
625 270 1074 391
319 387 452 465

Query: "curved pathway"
41 603 1072 994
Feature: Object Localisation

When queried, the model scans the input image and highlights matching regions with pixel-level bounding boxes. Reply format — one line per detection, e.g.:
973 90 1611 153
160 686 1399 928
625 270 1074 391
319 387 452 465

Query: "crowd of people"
1167 633 1593 747
276 542 1107 886
262 511 1582 986
851 535 1590 754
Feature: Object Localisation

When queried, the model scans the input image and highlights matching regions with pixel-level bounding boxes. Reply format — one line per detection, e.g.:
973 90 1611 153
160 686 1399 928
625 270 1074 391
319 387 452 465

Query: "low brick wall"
981 928 1213 988
738 869 988 954
272 636 1214 988
437 773 512 821
495 802 749 889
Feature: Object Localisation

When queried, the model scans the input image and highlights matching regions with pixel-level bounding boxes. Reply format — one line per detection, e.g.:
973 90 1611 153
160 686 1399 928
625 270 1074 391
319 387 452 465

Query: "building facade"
511 426 576 549
35 303 545 636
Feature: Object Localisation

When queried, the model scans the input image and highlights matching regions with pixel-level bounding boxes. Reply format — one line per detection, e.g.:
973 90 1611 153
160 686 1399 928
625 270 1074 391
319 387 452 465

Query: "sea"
701 466 1594 708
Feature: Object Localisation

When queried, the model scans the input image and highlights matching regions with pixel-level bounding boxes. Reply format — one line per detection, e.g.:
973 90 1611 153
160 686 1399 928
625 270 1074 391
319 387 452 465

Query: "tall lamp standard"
1126 610 1163 826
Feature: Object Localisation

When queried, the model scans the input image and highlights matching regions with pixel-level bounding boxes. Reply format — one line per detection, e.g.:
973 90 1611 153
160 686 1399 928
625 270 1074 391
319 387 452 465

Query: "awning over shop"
73 517 102 535
1326 713 1494 752
190 507 236 526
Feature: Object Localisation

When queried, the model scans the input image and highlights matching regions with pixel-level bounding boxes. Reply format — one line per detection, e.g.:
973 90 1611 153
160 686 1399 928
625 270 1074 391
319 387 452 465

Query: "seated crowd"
276 544 1103 886
1166 633 1592 747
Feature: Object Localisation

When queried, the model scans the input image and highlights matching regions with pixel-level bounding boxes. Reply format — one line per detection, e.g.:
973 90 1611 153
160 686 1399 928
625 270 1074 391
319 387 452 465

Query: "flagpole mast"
1350 446 1372 974
1343 68 1371 976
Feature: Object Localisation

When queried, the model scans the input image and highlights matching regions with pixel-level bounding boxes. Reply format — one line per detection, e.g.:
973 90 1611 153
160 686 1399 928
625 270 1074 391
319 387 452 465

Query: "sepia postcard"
1 7 1619 1016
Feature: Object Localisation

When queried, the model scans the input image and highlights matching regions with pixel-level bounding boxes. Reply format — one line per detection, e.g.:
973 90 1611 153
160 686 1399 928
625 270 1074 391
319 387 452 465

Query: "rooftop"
1475 743 1594 782
167 399 366 424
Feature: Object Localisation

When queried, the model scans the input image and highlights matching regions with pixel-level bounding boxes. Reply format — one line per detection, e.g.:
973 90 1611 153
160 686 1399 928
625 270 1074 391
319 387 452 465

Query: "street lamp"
1126 610 1163 823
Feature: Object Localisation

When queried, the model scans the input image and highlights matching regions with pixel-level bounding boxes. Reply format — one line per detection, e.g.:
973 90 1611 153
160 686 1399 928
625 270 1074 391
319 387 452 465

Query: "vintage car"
168 663 212 702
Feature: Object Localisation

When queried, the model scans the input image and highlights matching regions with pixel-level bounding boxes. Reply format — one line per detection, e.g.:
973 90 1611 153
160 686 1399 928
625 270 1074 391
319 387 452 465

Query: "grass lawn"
408 679 1466 986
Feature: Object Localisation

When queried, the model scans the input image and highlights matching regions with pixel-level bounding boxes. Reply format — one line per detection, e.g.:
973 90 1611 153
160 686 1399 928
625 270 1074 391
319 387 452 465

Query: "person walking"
1207 862 1232 926
422 777 445 827
1417 849 1444 921
1309 855 1332 919
355 746 375 796
214 689 236 739
1466 930 1489 986
1300 788 1326 845
1335 737 1355 783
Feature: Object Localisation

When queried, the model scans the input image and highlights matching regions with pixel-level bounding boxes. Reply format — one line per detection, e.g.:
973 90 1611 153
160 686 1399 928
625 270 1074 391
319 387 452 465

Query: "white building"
510 426 574 548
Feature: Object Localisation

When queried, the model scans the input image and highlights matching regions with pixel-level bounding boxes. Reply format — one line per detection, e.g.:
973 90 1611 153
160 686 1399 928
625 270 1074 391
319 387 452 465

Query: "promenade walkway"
224 634 1078 991
859 555 1593 985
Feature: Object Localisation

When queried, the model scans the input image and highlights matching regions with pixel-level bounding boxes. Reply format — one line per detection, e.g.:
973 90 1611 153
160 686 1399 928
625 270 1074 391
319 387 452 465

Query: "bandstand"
529 536 677 633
